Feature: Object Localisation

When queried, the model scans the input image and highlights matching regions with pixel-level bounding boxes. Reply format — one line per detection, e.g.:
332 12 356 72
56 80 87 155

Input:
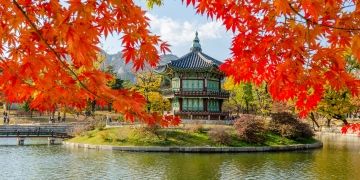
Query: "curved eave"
169 64 225 75
154 65 173 75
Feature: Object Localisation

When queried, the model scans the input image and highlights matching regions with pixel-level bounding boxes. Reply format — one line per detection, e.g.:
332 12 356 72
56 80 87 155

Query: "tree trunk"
108 103 112 112
310 112 320 128
333 115 349 125
341 118 349 125
91 100 96 112
245 101 249 114
63 111 66 122
326 118 331 127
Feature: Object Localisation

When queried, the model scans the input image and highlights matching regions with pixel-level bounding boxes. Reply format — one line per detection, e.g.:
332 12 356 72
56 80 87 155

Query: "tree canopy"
0 0 177 127
132 71 171 113
223 77 272 115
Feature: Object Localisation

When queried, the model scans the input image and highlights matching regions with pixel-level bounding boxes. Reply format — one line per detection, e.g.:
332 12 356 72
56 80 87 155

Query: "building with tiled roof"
156 32 229 121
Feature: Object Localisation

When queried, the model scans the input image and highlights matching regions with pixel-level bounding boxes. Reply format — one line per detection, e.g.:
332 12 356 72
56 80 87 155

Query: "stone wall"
63 141 323 153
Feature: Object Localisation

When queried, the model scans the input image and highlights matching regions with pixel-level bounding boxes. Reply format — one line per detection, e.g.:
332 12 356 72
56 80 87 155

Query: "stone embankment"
63 141 323 153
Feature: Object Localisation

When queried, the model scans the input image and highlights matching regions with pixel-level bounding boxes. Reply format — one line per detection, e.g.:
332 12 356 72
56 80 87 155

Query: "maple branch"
287 2 360 31
341 2 357 10
12 0 110 103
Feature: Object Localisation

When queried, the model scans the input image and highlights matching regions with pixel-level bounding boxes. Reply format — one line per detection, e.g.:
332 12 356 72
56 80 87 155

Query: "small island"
65 113 321 152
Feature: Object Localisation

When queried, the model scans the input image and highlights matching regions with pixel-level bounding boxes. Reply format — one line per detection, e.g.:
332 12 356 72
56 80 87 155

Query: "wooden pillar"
48 137 55 145
204 99 208 112
218 79 221 91
17 137 25 146
219 100 223 112
180 78 183 91
203 79 205 91
179 98 183 111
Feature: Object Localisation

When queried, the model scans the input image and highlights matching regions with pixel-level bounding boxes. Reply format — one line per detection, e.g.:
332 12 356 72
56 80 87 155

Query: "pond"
0 134 359 179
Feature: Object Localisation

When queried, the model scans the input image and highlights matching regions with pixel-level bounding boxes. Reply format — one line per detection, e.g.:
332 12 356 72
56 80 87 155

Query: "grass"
67 125 317 147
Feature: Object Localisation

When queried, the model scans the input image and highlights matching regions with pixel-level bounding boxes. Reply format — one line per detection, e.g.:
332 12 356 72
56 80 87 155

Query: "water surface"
0 134 359 180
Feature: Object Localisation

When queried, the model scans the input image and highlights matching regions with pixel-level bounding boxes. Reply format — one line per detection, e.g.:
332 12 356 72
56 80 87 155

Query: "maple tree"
181 0 360 131
0 0 178 127
184 0 360 115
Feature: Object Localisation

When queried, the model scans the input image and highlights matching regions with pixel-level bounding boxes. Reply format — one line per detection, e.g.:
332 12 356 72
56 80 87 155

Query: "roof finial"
191 31 202 52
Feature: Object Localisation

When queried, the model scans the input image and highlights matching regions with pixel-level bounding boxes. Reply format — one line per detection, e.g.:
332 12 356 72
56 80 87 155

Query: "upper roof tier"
156 32 223 72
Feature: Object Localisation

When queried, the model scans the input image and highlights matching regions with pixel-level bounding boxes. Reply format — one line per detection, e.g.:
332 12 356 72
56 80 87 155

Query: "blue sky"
100 0 232 61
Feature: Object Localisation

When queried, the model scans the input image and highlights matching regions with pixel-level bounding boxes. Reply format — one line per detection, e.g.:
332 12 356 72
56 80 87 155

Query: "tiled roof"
158 32 223 71
168 51 222 70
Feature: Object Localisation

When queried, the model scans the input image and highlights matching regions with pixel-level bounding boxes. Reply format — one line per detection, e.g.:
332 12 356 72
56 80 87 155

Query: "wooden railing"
174 111 229 116
0 130 70 138
0 124 76 138
162 88 229 98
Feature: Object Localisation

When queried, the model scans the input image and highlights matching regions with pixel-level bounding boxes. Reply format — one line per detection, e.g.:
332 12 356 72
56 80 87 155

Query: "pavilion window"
208 100 219 112
183 99 188 111
199 99 203 111
198 80 203 91
181 98 204 111
182 80 204 91
193 99 198 111
207 80 219 92
188 99 193 111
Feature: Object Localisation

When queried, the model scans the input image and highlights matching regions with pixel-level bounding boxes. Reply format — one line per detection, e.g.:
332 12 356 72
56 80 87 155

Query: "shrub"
85 131 94 138
295 123 314 139
187 124 206 134
87 119 106 131
269 112 297 133
234 115 266 144
269 112 314 140
141 124 160 134
100 131 116 142
141 124 162 139
115 130 127 142
208 126 231 145
70 124 92 137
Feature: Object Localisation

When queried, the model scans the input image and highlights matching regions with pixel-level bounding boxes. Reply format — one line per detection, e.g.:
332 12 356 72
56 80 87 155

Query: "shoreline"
63 141 323 153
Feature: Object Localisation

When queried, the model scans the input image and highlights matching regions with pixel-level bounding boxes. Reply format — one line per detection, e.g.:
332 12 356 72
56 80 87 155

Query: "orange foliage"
183 0 360 116
0 1 178 126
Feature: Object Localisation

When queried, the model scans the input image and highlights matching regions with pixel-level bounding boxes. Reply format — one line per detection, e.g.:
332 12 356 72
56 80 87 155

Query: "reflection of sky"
1 134 360 179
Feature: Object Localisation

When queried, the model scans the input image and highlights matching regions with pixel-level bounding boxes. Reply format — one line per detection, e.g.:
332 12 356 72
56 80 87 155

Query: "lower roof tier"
162 89 229 99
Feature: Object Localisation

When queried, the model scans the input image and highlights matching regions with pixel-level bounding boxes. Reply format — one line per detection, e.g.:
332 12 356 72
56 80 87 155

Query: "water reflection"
0 135 359 179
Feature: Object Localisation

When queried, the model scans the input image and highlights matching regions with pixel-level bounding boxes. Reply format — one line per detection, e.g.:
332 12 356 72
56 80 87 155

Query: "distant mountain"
101 51 178 82
159 54 178 66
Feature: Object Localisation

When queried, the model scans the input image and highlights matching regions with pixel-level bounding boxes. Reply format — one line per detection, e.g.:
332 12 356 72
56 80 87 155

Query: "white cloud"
147 13 226 47
99 12 231 59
